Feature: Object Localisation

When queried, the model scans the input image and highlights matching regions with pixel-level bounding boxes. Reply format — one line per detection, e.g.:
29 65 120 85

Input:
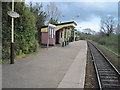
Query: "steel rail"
87 41 120 89
89 41 120 75
87 41 102 89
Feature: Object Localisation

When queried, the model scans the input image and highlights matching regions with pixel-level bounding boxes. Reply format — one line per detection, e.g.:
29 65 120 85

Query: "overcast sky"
25 0 118 32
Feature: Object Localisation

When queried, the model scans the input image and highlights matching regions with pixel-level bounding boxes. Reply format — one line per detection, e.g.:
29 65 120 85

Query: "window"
49 28 55 39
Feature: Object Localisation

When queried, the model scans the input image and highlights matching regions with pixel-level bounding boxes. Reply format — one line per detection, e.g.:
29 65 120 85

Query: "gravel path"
84 44 99 88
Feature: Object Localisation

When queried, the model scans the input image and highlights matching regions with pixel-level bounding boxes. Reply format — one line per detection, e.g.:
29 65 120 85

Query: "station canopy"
41 21 77 32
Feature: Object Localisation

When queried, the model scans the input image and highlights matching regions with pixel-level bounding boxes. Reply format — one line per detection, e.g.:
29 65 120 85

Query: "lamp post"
8 0 20 64
11 0 14 64
47 25 50 50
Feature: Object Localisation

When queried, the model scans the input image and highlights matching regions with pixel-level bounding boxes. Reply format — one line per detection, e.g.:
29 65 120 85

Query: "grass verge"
1 49 39 64
91 40 119 72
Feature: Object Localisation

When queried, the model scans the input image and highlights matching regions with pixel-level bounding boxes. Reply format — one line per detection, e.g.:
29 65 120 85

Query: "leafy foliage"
28 2 47 44
48 18 58 24
2 2 38 60
79 33 119 54
2 2 11 59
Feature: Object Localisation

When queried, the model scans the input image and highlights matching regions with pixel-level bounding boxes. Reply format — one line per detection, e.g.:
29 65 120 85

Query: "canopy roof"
41 21 77 32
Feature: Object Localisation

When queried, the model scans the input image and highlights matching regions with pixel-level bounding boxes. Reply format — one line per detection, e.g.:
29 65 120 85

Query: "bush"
2 2 38 60
98 38 106 45
91 34 118 54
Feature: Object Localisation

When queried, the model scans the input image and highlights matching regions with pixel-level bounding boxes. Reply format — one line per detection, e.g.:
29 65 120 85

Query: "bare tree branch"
100 15 116 36
46 2 61 23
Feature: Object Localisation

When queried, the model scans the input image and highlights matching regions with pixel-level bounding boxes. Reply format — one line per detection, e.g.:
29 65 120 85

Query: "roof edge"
41 21 77 28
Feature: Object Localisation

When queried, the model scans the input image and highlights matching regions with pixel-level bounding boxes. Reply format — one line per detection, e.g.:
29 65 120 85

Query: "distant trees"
114 24 119 34
82 28 96 35
46 2 61 24
100 15 116 36
83 28 91 34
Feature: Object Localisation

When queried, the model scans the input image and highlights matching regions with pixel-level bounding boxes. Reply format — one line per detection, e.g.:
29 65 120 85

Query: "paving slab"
2 40 87 88
57 41 87 88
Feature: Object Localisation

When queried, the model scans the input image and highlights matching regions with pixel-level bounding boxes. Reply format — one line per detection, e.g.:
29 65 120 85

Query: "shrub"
2 2 38 60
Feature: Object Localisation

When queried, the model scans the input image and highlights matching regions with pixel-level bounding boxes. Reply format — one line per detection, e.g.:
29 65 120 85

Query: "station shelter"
41 21 77 47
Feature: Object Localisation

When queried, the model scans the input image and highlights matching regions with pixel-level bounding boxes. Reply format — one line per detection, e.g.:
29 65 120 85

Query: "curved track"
87 41 120 89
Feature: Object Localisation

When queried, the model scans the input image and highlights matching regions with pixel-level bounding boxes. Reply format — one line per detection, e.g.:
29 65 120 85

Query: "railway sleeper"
99 71 115 73
102 83 120 88
99 73 117 76
100 77 119 80
102 79 119 82
99 70 115 72
88 42 120 89
97 66 113 69
101 80 119 84
98 69 113 71
103 88 120 89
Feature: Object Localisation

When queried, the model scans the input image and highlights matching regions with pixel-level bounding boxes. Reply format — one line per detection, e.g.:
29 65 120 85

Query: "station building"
41 21 77 47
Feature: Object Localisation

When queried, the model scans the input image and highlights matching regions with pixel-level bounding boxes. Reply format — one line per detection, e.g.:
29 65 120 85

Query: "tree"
82 28 92 34
2 2 38 60
90 30 96 35
28 2 47 44
114 24 119 34
29 2 46 29
46 2 61 24
14 2 38 55
2 2 11 59
48 18 58 24
100 15 116 36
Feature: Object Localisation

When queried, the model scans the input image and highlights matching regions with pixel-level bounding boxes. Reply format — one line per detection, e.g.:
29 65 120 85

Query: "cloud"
56 2 118 22
76 17 101 32
25 1 118 31
55 2 118 31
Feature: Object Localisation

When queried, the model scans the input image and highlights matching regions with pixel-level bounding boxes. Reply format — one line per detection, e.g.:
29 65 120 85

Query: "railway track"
87 41 120 89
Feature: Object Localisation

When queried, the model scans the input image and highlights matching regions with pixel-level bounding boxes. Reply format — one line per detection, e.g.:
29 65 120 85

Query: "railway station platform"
2 40 87 88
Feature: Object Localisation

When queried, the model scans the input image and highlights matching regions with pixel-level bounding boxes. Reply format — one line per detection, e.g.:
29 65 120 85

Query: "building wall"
41 32 55 45
41 26 75 46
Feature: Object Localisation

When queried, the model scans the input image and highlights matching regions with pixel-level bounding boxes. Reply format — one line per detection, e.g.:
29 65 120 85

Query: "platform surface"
2 40 87 88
